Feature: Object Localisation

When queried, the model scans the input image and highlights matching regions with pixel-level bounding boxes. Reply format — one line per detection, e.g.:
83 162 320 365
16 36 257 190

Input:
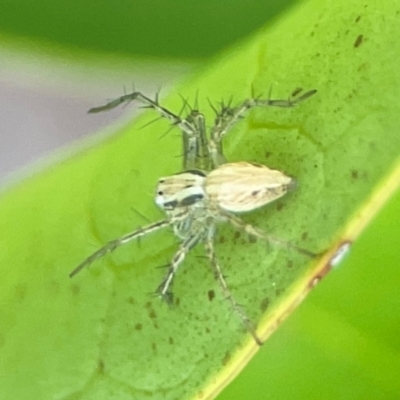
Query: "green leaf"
0 0 296 59
0 0 399 399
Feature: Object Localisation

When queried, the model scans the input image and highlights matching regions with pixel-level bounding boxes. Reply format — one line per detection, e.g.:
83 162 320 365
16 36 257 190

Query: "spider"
70 87 317 345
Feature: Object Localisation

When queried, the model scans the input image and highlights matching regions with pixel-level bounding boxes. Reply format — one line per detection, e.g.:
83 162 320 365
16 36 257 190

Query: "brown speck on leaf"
234 231 241 240
127 296 135 305
98 359 105 374
205 326 210 334
218 235 226 244
208 289 215 301
148 309 157 319
351 169 359 179
248 234 257 244
222 351 231 366
134 323 142 331
15 283 28 302
152 342 157 352
355 15 361 22
70 283 80 295
264 151 272 158
260 297 270 311
301 232 309 240
276 202 283 211
169 336 174 345
175 297 180 306
287 259 294 269
354 34 364 48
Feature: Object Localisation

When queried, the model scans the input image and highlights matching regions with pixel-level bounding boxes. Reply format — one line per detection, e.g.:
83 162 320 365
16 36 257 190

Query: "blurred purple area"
0 58 189 183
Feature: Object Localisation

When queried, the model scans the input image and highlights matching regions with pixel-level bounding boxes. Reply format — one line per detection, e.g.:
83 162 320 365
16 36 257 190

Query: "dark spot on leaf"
234 231 241 240
218 235 225 244
287 259 294 269
354 34 363 48
15 283 28 302
127 296 135 305
260 297 270 311
351 169 359 179
70 283 80 295
152 342 157 352
169 337 174 345
248 234 257 244
275 288 283 297
175 297 180 306
208 290 215 301
98 359 105 374
301 232 309 240
264 151 272 158
355 15 361 22
134 323 142 331
145 301 152 309
47 280 60 296
205 327 210 334
276 202 283 211
222 351 231 366
149 309 157 319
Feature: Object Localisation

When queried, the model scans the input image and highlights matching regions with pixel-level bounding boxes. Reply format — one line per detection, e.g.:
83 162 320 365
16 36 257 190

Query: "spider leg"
183 110 209 170
223 212 318 258
204 228 263 346
69 219 170 278
156 234 200 302
88 90 198 139
209 88 317 167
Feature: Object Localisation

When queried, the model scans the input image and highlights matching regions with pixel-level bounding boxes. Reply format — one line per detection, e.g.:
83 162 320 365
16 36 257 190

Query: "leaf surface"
0 0 399 399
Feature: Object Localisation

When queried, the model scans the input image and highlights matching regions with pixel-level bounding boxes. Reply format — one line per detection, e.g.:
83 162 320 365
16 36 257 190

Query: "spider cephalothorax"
70 88 317 345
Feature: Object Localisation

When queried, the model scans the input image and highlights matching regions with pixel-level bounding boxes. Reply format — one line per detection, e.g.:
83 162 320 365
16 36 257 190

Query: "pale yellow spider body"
71 88 317 345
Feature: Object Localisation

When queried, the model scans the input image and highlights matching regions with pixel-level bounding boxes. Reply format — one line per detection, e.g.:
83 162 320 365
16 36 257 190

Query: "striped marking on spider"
70 87 318 345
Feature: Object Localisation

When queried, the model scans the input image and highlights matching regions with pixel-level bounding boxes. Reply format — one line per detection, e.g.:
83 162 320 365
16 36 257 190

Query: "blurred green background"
1 0 295 59
1 0 399 399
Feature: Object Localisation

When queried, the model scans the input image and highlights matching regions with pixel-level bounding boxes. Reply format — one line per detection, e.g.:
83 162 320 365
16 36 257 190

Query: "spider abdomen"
205 161 294 213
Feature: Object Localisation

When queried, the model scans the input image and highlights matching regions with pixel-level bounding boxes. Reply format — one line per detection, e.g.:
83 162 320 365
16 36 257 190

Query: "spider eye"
158 191 164 196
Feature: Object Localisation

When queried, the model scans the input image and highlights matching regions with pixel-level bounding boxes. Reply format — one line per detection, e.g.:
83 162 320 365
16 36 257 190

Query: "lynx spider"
70 87 317 345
